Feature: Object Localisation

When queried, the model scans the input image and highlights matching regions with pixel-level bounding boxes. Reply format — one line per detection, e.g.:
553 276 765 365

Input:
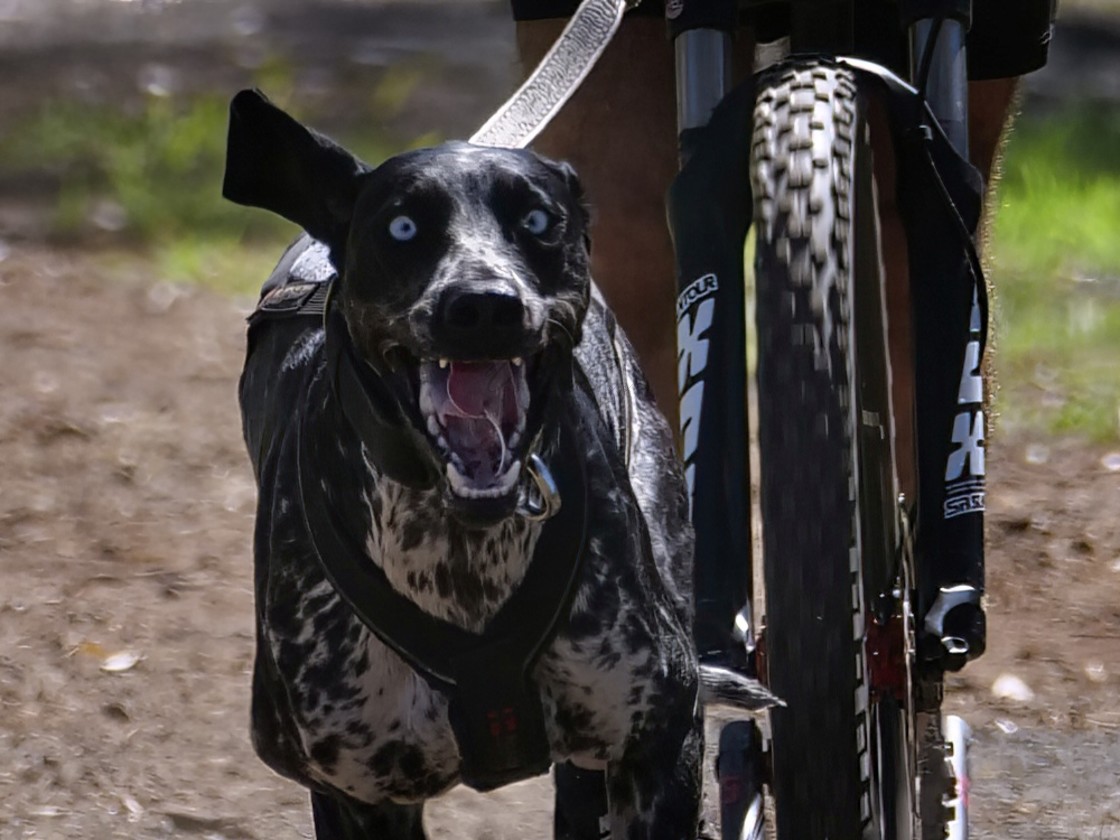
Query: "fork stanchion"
943 714 971 839
910 17 970 158
675 28 733 141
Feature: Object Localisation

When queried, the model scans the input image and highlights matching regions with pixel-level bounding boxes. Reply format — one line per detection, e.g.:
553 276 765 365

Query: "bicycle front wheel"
752 60 905 839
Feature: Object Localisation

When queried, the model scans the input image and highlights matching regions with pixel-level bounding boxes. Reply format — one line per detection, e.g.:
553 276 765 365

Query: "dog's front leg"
604 700 704 839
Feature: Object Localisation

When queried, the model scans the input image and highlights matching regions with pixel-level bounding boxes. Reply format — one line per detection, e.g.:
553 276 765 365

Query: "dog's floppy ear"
223 89 369 251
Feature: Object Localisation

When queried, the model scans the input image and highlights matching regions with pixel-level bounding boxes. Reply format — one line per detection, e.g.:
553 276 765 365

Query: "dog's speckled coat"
229 90 701 838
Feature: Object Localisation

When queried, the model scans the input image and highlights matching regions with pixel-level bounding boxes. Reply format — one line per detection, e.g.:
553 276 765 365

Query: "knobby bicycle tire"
752 60 908 839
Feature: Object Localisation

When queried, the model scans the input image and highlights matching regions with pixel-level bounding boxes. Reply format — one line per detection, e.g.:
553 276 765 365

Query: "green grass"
0 96 285 244
987 103 1120 440
0 75 427 291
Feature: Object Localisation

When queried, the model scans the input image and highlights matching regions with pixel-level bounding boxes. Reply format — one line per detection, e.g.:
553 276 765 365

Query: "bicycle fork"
668 3 982 838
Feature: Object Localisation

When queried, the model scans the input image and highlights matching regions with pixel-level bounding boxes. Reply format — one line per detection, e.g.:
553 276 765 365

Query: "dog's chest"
263 489 678 804
364 480 540 631
269 578 453 792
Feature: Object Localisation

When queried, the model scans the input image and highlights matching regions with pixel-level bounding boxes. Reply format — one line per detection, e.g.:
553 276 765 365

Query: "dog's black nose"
434 289 527 356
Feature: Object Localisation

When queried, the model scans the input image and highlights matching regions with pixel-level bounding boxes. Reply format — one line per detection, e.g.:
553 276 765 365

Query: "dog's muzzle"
331 282 572 527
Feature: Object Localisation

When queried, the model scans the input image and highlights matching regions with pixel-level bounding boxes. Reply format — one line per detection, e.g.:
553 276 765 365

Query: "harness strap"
325 305 444 489
297 396 589 789
609 319 637 470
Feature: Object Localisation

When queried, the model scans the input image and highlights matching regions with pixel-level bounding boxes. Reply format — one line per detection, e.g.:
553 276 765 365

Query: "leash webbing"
470 0 637 149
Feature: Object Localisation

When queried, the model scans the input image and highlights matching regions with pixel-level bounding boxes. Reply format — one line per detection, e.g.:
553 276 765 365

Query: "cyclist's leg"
516 18 683 431
968 0 1053 183
970 77 1021 208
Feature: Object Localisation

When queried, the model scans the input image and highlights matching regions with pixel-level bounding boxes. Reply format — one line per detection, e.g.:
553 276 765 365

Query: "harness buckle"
448 638 552 791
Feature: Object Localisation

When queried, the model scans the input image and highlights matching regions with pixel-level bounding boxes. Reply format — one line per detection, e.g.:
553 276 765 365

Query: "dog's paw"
699 665 784 711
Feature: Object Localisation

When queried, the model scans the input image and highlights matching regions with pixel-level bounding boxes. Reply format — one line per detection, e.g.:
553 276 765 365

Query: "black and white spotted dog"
226 90 767 839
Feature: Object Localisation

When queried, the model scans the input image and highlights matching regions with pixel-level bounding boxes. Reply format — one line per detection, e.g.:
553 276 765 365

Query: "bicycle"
470 0 993 834
665 2 989 838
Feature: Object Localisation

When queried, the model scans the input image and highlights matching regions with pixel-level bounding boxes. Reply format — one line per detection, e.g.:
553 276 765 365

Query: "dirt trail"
0 246 550 839
1 245 1118 839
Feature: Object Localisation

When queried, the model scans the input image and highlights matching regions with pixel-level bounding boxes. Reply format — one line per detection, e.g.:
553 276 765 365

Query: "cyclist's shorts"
509 0 1056 80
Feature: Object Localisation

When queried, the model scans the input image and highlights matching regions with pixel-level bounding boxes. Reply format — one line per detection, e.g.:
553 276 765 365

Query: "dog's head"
224 90 591 525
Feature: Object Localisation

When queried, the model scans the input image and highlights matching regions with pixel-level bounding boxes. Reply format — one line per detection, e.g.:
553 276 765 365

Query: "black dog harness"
297 408 588 791
253 256 591 791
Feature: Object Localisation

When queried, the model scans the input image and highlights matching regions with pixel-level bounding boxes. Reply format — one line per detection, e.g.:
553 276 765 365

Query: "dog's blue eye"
522 209 551 236
388 215 418 242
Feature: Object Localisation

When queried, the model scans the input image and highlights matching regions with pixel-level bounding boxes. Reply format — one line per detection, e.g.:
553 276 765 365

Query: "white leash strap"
470 0 636 149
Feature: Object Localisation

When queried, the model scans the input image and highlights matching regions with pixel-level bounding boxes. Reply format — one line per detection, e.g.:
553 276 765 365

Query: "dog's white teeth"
426 415 442 438
508 432 521 450
499 460 521 492
511 357 523 367
445 458 522 499
439 357 450 369
419 381 435 418
446 462 467 493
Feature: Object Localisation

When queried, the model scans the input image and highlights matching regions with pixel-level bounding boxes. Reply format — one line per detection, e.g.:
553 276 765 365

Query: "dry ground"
1 245 1118 839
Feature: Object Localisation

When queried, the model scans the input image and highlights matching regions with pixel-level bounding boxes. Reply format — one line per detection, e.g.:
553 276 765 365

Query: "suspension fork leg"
902 2 988 664
670 20 755 666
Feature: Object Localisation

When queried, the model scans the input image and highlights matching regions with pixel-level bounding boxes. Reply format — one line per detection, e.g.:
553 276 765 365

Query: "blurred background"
0 1 1118 838
0 0 517 290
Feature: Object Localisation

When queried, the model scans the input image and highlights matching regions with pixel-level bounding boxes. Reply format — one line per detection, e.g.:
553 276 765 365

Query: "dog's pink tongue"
447 362 509 417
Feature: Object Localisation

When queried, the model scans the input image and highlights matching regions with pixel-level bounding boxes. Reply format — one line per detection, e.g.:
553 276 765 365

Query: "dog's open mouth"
417 358 530 500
